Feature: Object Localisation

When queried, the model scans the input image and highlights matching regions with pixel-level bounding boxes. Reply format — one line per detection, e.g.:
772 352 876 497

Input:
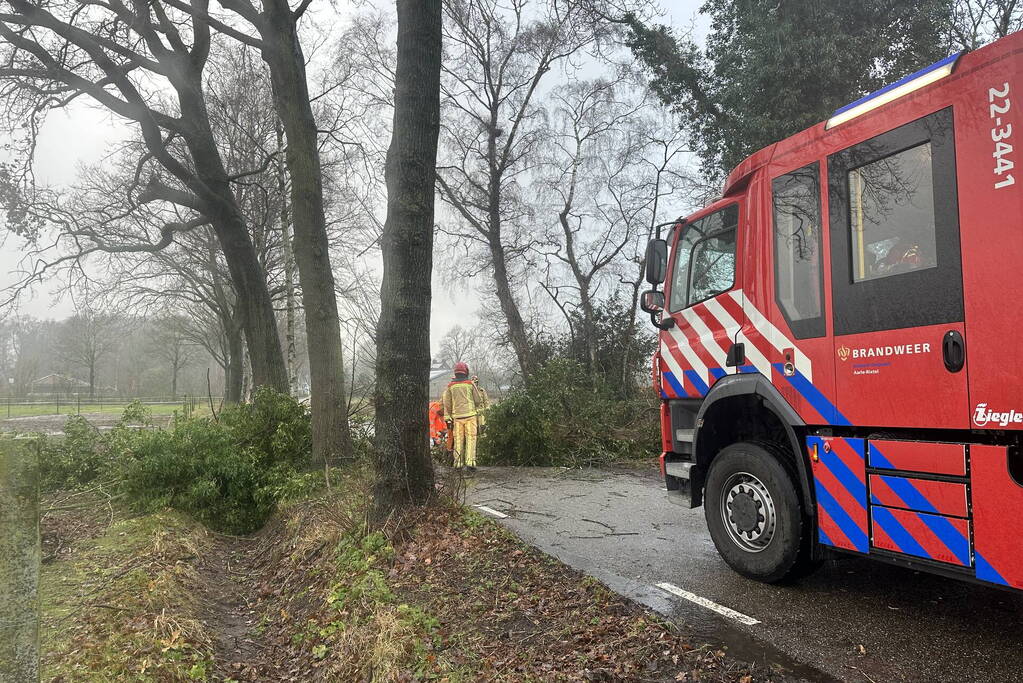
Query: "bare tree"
0 0 359 461
436 0 618 379
438 324 473 366
538 77 647 380
149 316 196 399
0 0 289 393
949 0 1023 49
56 309 121 397
374 0 443 517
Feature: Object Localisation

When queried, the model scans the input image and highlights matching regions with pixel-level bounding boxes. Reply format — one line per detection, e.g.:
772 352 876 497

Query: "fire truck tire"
704 442 808 583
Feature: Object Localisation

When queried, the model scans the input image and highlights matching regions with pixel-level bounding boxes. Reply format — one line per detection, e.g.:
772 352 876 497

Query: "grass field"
0 399 209 419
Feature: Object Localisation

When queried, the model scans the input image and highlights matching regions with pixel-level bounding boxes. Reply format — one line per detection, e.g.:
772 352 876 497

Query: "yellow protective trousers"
452 417 478 468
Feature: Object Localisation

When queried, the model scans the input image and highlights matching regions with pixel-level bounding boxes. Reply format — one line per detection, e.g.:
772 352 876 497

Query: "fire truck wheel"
704 442 806 583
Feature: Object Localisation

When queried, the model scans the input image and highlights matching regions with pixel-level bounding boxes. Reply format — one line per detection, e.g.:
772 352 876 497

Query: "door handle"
942 330 965 373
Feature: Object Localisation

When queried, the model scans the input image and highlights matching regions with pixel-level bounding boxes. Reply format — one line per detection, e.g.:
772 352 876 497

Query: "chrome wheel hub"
720 472 777 553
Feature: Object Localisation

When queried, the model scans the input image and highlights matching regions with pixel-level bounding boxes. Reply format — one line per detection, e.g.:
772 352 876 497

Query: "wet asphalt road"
466 465 1023 683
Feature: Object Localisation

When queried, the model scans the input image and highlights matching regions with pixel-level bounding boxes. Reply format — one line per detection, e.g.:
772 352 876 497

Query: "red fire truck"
641 31 1023 590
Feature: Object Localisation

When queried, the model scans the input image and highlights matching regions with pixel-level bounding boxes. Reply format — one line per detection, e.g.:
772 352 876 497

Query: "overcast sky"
0 0 707 353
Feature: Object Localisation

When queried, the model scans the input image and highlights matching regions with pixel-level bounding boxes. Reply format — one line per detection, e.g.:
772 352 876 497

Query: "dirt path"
197 535 286 681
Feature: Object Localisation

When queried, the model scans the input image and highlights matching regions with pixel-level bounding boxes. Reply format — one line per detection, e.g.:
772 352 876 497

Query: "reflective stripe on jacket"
442 379 486 419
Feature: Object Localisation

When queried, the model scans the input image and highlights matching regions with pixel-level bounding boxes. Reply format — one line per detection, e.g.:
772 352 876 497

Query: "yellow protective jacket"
442 379 487 420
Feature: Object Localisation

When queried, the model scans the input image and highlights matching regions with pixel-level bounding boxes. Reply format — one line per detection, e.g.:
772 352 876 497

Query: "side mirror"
641 288 675 330
645 238 668 285
640 289 664 314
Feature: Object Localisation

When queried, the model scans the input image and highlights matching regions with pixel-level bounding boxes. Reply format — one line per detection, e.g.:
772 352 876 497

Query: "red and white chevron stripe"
656 289 813 396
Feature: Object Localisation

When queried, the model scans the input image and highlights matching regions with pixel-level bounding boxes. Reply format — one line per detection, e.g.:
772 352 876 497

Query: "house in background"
30 373 91 397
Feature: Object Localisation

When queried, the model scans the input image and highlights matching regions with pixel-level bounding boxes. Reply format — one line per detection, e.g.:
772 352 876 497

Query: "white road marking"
474 505 508 519
655 582 761 626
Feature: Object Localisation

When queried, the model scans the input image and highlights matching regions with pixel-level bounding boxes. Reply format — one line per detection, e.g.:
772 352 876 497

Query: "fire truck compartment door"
826 108 970 429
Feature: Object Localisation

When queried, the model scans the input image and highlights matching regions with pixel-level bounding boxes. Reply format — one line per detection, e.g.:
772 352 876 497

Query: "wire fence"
0 395 215 420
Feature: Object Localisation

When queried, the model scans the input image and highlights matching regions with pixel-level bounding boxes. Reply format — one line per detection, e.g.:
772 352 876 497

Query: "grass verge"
38 468 786 681
40 499 215 681
244 473 782 681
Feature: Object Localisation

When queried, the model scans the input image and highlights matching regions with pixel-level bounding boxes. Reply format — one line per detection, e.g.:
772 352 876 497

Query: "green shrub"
39 416 113 490
120 387 314 534
479 358 660 467
120 399 152 425
39 388 315 534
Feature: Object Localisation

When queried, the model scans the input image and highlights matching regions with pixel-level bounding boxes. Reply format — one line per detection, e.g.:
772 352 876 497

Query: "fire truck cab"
642 32 1023 589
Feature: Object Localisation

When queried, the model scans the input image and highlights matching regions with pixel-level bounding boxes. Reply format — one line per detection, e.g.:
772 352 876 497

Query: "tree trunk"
488 234 534 380
484 118 535 381
208 208 288 395
171 347 180 401
173 74 289 395
224 320 244 404
88 360 95 399
621 266 644 394
260 1 353 462
373 0 442 518
276 121 300 397
241 343 251 402
578 281 598 381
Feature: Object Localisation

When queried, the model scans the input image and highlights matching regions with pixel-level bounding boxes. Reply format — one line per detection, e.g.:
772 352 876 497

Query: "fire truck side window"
773 162 824 338
827 107 963 336
847 143 938 283
669 204 739 311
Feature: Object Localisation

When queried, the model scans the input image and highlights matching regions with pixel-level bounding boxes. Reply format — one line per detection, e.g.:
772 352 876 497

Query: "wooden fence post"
0 437 41 683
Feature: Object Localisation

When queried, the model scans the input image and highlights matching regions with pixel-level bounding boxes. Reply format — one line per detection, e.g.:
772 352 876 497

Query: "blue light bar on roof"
826 52 962 129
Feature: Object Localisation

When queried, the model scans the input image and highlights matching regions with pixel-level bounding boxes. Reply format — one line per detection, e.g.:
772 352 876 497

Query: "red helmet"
454 361 469 375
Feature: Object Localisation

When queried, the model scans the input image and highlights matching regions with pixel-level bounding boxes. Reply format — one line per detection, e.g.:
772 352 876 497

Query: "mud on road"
467 465 1023 683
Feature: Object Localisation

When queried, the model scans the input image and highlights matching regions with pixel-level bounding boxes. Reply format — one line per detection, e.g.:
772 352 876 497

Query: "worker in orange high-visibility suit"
428 401 447 447
442 361 488 471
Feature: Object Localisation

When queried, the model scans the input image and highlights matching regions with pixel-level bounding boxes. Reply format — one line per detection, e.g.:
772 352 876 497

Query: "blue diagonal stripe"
662 371 686 398
872 506 929 558
822 445 867 511
772 364 852 426
976 553 1009 586
818 527 835 547
868 444 896 469
815 481 869 551
925 517 973 566
684 370 709 397
709 367 727 381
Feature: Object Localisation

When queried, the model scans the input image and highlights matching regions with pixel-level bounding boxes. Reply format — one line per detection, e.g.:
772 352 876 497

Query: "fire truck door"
662 202 743 398
826 108 970 429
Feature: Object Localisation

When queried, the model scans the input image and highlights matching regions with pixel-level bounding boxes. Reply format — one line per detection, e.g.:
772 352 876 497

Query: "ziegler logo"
973 403 1023 427
837 345 851 361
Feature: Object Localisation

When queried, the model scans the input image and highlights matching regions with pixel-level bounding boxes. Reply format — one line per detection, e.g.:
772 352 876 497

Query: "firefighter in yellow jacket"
442 361 488 471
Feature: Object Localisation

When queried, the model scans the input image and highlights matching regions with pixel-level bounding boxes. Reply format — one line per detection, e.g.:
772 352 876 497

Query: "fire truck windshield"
669 204 739 311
